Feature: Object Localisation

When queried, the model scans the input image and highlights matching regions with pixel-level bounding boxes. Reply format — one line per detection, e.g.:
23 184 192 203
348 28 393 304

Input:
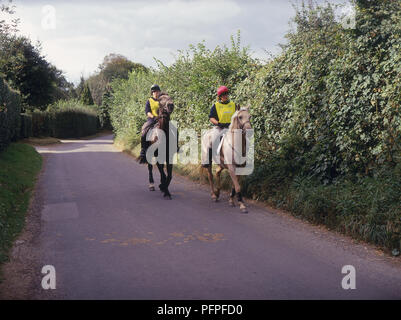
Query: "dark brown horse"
146 93 177 199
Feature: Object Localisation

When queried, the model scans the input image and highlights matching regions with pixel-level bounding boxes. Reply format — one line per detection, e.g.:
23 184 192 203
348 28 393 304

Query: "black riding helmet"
151 84 161 92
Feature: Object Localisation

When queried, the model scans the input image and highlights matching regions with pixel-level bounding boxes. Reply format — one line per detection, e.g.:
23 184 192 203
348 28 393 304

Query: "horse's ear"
236 103 240 111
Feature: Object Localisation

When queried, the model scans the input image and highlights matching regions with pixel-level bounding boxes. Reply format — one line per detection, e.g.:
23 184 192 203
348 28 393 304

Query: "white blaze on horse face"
178 128 198 165
146 128 167 164
235 129 254 175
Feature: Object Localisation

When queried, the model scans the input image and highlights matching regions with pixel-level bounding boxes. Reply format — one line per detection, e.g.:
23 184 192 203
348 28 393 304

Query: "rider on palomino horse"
202 85 240 167
138 84 161 164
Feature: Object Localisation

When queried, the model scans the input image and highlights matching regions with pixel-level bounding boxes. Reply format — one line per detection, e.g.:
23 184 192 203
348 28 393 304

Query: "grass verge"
20 137 61 146
0 143 42 276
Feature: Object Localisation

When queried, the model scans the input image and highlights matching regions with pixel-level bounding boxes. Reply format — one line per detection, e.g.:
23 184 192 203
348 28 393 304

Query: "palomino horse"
201 108 252 213
145 93 177 199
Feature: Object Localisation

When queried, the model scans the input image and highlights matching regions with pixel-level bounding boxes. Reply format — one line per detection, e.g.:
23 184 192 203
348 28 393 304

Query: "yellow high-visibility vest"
148 98 159 117
215 101 236 124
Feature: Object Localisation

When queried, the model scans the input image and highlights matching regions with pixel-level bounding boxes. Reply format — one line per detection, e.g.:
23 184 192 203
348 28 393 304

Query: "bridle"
240 120 251 130
235 111 251 132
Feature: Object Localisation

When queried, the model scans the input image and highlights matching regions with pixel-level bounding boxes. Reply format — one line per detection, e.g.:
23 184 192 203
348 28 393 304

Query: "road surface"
24 134 401 299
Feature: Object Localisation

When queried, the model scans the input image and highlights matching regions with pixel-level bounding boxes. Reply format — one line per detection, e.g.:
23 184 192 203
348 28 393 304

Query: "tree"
0 36 74 110
0 0 19 35
99 53 147 81
80 82 94 105
87 53 147 106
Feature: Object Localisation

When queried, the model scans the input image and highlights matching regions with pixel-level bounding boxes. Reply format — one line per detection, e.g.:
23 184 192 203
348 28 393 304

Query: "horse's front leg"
156 163 166 191
157 163 171 199
227 164 247 213
215 166 223 200
148 164 155 191
162 164 173 198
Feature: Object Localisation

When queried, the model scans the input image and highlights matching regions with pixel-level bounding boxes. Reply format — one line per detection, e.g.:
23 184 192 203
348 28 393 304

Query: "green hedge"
50 107 98 138
0 77 22 152
19 100 100 139
31 111 51 137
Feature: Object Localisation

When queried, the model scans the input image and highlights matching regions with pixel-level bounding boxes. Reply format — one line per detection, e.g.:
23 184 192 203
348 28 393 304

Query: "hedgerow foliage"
109 32 258 142
0 76 21 152
236 0 401 182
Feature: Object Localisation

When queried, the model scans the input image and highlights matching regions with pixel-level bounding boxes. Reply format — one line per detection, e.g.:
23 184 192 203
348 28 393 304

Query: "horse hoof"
164 194 172 200
229 200 235 207
240 208 248 214
149 186 155 191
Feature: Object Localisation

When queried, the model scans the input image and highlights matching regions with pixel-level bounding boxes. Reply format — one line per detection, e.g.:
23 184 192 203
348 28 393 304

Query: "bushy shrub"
109 32 259 140
0 77 21 152
20 113 32 138
236 0 401 182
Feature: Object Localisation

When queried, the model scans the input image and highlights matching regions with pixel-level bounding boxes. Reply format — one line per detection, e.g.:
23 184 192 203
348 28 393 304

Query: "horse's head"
157 92 174 118
230 107 252 132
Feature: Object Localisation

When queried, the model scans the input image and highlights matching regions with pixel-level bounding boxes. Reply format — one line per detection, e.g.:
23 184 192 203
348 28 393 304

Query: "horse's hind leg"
166 164 173 189
206 166 218 202
229 186 236 207
215 166 223 200
148 164 155 191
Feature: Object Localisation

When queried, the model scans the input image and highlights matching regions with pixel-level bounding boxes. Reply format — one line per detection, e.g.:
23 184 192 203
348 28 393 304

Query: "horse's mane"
158 92 169 99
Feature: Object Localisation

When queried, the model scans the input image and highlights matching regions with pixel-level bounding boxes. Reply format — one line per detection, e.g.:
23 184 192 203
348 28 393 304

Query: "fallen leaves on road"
84 231 226 247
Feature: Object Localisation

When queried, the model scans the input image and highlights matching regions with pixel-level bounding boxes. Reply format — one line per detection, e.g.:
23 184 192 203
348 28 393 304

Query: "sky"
6 0 349 84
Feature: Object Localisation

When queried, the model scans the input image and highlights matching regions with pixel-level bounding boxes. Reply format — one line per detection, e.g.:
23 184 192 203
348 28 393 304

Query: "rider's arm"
145 101 154 118
210 117 219 125
209 104 219 126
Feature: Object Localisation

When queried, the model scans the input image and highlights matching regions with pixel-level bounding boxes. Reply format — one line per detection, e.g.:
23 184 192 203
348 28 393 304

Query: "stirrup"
138 155 147 164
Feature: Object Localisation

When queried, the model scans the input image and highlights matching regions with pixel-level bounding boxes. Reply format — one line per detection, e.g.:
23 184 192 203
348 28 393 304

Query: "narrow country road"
28 134 401 299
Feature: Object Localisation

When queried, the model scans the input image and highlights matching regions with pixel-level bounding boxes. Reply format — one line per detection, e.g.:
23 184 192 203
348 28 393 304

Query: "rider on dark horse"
138 84 161 164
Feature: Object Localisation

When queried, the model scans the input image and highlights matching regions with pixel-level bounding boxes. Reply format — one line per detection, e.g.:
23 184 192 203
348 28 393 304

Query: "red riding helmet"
217 86 229 97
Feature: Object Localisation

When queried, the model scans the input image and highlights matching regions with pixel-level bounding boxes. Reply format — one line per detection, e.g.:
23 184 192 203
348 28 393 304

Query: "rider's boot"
201 148 213 168
138 135 147 164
